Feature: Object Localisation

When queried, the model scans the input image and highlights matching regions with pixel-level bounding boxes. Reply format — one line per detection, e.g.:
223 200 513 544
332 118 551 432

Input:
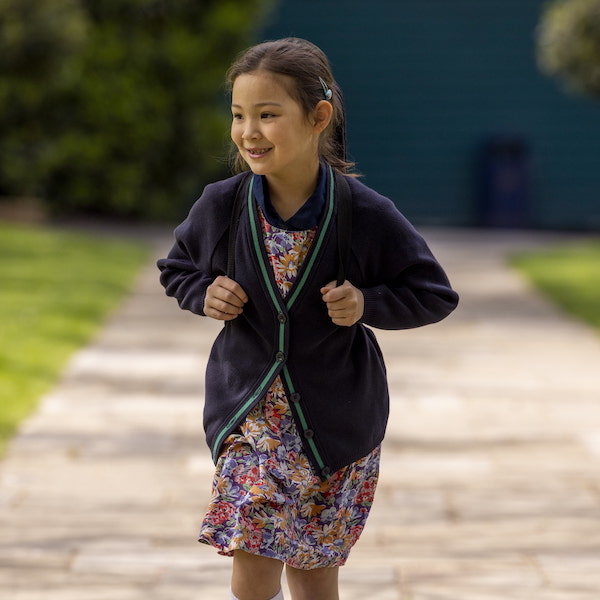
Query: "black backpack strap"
333 171 353 286
227 173 252 280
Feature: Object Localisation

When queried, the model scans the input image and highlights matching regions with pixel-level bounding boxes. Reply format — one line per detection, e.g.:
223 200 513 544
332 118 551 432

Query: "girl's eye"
232 113 243 120
261 113 275 119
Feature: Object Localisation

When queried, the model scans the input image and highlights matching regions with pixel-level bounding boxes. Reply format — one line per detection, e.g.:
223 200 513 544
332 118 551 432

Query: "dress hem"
197 536 349 570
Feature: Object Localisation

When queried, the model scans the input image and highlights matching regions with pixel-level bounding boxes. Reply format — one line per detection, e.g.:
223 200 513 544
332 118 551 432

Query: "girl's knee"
285 564 339 600
231 551 284 600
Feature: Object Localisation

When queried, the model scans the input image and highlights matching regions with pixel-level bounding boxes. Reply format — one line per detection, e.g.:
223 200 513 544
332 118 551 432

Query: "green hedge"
0 0 272 220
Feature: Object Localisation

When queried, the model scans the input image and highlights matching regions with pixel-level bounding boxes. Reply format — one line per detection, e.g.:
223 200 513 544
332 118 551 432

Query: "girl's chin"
247 163 273 176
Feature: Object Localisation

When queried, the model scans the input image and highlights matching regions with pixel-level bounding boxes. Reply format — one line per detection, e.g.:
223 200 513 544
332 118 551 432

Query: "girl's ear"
312 100 333 134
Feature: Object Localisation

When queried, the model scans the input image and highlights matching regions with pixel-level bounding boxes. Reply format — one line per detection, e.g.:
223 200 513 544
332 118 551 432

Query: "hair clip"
319 77 333 101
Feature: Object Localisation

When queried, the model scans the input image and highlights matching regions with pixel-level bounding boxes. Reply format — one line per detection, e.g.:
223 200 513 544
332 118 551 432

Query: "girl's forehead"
232 71 296 104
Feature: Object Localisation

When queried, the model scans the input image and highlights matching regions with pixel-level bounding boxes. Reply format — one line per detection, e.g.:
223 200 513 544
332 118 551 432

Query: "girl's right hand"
203 275 248 321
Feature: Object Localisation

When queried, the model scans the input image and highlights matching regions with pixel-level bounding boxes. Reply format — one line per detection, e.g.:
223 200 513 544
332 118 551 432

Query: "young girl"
158 38 458 600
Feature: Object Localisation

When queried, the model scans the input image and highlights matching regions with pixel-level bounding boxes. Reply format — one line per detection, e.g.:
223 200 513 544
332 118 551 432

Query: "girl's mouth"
246 147 272 159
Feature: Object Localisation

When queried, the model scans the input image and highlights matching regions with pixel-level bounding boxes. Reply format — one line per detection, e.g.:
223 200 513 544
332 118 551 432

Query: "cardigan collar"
252 162 327 231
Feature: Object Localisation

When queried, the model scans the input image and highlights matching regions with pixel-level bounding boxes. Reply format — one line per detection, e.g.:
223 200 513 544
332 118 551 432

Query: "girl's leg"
231 550 284 600
285 564 339 600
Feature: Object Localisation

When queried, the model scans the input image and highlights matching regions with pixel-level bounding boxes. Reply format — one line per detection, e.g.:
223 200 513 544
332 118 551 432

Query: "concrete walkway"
1 228 600 600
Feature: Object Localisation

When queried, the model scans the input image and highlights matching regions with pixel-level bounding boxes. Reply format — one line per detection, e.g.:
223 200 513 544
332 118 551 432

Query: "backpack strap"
226 173 252 280
333 171 353 287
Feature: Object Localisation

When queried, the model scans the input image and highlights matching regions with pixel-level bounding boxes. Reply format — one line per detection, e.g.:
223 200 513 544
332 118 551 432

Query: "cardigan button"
290 392 301 403
277 312 287 323
275 351 285 363
304 429 314 439
321 467 331 478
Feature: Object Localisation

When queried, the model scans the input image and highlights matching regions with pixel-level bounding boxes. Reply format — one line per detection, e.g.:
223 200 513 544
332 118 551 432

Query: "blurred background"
262 0 600 231
0 0 272 222
1 0 600 229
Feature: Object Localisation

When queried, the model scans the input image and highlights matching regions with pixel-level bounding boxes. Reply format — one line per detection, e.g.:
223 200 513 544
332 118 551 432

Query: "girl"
158 38 458 600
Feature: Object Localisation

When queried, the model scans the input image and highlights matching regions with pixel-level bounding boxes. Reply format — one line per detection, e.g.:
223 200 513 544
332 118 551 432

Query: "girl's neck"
265 160 320 222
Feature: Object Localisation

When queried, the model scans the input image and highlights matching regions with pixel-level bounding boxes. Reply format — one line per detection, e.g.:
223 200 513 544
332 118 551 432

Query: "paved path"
1 228 600 600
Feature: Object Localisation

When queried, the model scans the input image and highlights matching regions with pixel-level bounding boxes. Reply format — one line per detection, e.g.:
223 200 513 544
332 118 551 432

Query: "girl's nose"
242 120 261 140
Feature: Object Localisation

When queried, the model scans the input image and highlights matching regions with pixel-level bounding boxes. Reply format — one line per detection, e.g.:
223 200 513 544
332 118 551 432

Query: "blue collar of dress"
252 162 327 231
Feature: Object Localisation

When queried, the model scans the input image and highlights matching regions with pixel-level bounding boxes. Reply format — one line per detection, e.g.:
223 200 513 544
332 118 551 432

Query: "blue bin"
478 136 532 228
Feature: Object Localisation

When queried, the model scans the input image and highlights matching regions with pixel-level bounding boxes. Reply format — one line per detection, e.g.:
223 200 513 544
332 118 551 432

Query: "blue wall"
262 0 600 229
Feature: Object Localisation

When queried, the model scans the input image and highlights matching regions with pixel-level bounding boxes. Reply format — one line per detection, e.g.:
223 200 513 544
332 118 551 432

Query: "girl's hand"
204 275 248 321
320 280 364 327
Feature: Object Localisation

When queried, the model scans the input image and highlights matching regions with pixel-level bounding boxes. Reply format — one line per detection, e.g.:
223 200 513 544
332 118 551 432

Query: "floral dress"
198 210 381 570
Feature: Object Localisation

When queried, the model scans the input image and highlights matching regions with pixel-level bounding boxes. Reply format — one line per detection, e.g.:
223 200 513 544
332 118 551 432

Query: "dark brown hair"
226 37 355 175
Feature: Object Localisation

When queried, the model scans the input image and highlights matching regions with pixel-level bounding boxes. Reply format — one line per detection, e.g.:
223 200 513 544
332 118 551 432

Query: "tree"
0 0 87 198
0 0 272 220
536 0 600 100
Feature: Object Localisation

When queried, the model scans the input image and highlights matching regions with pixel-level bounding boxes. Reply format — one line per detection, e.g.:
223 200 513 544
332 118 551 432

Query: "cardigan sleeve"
350 182 458 330
359 261 458 330
156 178 238 315
157 244 215 316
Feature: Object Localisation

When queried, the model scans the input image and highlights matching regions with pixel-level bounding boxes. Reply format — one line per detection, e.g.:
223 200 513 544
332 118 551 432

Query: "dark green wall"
262 0 600 229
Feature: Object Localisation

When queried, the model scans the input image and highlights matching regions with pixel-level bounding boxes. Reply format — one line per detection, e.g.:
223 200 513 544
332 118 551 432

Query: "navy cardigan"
157 170 458 478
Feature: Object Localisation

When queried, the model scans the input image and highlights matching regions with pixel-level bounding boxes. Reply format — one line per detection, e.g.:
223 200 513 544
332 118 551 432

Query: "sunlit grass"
511 239 600 330
0 222 148 455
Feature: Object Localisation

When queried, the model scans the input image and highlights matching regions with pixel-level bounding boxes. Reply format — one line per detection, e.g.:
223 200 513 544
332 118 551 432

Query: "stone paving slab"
1 227 600 599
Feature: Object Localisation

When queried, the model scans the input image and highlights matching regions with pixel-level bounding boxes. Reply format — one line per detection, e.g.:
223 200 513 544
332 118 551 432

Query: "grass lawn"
511 239 600 331
0 222 149 455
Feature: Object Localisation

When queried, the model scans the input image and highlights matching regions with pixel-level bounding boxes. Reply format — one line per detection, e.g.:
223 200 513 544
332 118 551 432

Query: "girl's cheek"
231 125 241 144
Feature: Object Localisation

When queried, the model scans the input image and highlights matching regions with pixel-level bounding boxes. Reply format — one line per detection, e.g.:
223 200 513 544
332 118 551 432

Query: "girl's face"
231 71 325 184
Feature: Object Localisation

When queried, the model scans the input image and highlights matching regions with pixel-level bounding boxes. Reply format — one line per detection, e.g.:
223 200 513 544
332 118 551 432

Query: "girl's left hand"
320 280 364 327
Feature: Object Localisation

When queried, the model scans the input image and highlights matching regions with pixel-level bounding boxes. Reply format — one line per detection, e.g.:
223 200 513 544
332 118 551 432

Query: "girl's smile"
245 146 273 159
